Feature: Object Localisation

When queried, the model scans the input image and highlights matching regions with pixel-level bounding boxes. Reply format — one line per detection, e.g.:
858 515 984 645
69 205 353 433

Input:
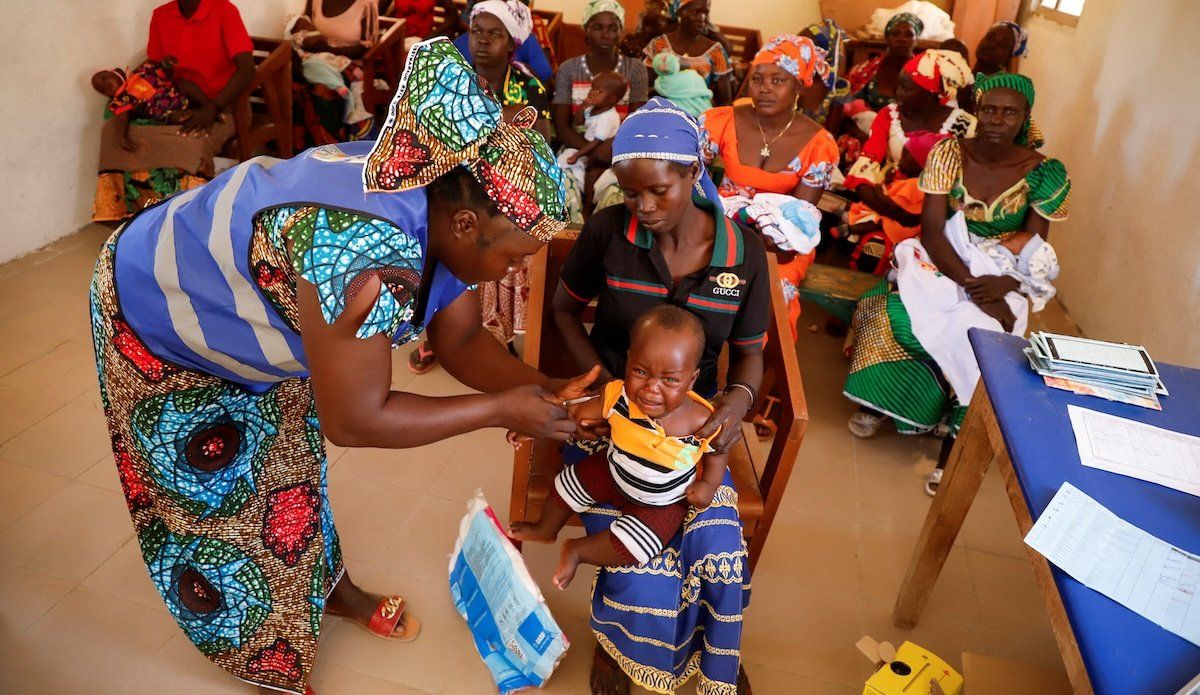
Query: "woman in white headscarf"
408 0 553 374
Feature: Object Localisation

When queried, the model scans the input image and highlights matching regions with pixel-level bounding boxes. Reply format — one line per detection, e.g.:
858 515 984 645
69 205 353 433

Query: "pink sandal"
406 342 437 375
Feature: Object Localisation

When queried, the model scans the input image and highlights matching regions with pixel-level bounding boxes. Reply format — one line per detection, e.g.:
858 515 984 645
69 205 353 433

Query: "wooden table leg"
893 388 997 629
991 421 1094 693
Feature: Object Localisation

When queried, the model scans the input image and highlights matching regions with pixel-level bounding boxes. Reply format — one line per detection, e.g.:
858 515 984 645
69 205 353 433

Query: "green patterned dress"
843 137 1070 434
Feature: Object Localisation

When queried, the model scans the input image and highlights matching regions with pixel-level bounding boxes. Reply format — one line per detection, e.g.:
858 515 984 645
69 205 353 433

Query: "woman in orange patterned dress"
700 35 839 338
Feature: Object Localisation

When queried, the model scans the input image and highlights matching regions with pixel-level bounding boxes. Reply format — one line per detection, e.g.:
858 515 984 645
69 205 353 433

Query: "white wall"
1020 0 1200 365
0 0 301 264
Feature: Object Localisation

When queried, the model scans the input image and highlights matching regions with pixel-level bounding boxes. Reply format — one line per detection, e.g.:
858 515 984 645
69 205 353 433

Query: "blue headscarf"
994 20 1030 58
611 97 723 213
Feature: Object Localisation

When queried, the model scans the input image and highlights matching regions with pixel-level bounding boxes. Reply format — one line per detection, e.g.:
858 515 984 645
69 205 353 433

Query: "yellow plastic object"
863 641 963 695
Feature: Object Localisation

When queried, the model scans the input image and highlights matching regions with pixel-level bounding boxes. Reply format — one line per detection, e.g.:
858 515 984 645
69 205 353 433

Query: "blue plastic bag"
449 491 569 693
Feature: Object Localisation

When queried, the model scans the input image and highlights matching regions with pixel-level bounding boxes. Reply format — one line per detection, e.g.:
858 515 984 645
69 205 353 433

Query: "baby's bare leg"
514 452 609 543
555 532 626 589
509 497 572 543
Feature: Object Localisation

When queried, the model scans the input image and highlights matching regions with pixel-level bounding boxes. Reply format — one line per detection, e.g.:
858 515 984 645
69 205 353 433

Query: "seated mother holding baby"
549 98 770 694
844 73 1071 496
92 0 254 221
700 35 840 339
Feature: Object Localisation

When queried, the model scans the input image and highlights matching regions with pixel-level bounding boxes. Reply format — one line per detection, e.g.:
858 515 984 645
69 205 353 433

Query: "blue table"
893 329 1200 694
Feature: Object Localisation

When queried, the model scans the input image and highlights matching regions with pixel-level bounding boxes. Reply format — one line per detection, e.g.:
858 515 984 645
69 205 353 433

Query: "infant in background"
556 71 627 209
286 14 374 128
91 59 191 151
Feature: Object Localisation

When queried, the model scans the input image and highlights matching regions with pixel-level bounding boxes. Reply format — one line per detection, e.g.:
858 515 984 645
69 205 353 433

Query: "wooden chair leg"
892 389 997 628
752 395 779 440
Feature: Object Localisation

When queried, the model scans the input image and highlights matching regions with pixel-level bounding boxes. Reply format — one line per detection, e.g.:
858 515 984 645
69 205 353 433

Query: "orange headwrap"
751 34 825 88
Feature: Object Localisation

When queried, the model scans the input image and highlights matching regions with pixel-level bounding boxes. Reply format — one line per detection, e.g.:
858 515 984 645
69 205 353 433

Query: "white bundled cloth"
720 193 822 254
867 1 957 42
895 213 1028 406
978 234 1061 312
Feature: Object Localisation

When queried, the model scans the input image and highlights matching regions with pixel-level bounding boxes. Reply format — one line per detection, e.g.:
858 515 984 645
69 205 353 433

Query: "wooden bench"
798 262 879 323
510 228 809 573
795 260 1085 336
227 37 294 161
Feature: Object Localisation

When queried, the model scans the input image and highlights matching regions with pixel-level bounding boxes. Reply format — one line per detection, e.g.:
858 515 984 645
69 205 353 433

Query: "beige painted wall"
1020 0 1200 365
1 0 816 265
0 0 301 264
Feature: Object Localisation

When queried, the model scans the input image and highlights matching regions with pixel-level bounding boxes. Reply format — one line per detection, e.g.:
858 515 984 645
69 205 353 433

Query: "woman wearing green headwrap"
846 12 924 113
643 0 733 106
844 74 1071 496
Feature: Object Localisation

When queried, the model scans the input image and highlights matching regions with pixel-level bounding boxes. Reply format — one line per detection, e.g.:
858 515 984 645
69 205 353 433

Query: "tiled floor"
0 225 1069 693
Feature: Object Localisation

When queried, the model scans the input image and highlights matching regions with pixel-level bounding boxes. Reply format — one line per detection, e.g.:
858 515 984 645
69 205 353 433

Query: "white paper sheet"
1024 482 1200 647
1068 405 1200 497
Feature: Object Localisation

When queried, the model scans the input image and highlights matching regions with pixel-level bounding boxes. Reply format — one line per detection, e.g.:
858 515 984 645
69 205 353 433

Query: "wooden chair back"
230 37 294 161
511 229 809 574
531 9 564 68
360 16 409 115
718 25 762 65
432 0 465 32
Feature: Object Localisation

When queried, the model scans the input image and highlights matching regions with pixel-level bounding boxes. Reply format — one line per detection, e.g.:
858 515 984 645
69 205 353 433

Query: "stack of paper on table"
1024 332 1167 409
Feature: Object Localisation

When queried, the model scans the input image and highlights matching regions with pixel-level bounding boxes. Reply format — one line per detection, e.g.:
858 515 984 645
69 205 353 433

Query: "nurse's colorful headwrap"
470 0 533 45
886 12 924 38
751 35 824 88
976 72 1039 147
802 19 850 95
582 0 625 27
364 37 567 242
904 49 974 104
611 97 723 213
994 20 1030 58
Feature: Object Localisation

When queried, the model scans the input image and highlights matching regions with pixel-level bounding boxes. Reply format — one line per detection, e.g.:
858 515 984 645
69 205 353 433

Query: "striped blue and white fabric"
112 141 470 392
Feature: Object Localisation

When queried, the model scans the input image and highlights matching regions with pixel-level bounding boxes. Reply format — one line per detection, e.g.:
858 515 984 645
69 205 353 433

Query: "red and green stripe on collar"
622 196 744 268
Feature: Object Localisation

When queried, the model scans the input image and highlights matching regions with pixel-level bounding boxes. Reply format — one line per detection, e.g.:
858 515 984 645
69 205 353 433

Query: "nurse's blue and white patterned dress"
89 141 470 693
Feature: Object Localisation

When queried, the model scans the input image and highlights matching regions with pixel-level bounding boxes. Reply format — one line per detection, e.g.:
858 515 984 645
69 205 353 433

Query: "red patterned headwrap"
903 49 974 104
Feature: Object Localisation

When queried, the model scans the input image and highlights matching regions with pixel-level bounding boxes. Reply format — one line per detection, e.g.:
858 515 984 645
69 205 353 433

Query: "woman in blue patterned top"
88 38 590 695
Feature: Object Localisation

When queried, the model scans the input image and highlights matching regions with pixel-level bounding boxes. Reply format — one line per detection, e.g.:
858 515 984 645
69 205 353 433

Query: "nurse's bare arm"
298 275 575 447
428 289 600 401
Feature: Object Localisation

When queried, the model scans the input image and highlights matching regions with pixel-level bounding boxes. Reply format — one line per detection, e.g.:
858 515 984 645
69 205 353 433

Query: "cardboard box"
858 637 963 695
961 653 1071 695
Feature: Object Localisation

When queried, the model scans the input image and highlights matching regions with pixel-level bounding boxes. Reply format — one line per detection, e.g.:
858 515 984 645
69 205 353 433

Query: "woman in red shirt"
93 0 254 222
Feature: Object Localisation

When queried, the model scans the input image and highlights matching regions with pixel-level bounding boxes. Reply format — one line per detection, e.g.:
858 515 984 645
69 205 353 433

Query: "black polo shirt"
559 196 771 397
